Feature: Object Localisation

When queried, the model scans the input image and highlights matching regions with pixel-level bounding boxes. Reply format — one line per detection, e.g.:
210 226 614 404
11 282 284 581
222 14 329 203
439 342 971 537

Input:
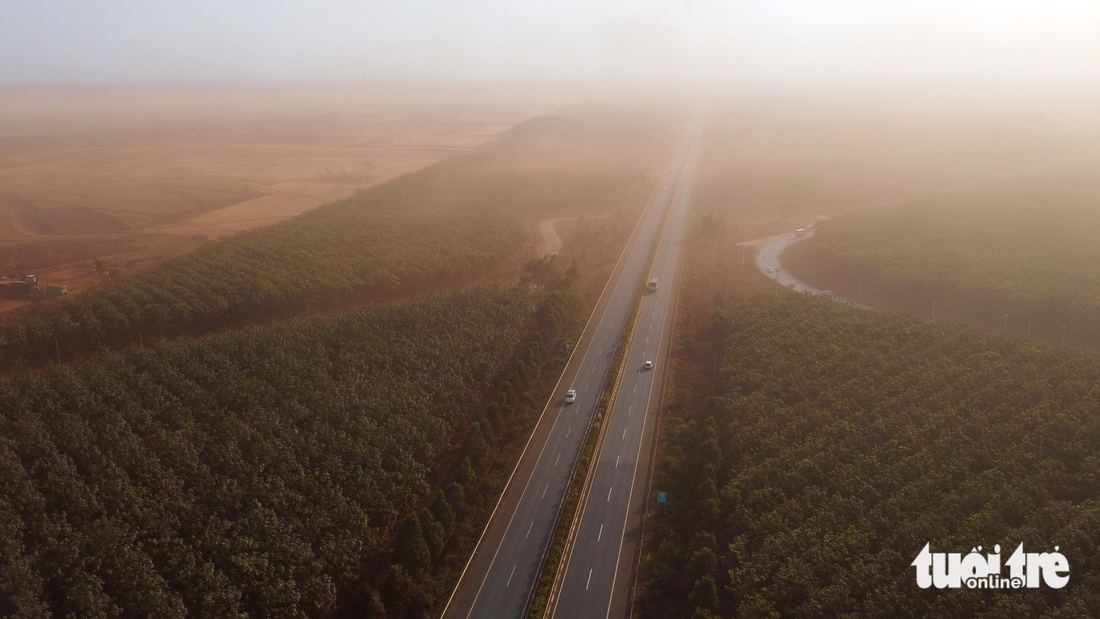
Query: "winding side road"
538 217 575 257
753 231 872 309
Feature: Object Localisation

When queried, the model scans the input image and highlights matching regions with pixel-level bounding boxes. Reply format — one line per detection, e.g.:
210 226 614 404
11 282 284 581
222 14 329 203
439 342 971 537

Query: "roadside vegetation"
637 213 1100 619
783 163 1100 348
0 275 594 618
0 107 682 370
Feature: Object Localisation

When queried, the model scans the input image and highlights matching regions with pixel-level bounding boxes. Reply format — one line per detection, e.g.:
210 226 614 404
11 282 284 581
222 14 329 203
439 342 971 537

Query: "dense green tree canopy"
0 287 532 617
643 294 1100 618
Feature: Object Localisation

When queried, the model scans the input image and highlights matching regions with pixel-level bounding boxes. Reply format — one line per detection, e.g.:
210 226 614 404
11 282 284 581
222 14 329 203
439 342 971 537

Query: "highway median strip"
527 187 674 619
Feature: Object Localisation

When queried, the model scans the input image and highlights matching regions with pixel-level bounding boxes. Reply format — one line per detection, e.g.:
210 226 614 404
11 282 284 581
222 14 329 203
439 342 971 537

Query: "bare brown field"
0 86 553 317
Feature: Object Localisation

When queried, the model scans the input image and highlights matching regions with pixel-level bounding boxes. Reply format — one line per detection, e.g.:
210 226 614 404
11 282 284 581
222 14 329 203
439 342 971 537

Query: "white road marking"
555 453 561 466
526 521 534 539
607 487 613 501
598 524 604 542
622 428 627 440
633 384 637 393
507 565 516 587
628 405 632 415
566 427 571 438
615 455 620 468
586 569 593 590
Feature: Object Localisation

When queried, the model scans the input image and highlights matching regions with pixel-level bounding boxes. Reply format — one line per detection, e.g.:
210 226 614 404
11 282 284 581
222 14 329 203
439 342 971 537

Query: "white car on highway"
565 389 576 404
644 360 653 370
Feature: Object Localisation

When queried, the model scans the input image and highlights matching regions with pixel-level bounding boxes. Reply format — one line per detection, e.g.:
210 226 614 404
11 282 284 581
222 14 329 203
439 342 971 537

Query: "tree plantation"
0 107 681 369
0 287 539 617
11 94 1100 619
641 294 1100 619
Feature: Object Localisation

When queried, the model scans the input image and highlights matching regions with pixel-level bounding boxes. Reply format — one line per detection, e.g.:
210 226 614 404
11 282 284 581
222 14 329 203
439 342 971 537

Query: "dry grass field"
0 85 553 317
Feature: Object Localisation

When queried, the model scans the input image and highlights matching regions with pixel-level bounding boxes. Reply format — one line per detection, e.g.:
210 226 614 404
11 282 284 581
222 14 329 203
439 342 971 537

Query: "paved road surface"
755 232 872 309
442 120 699 619
549 122 702 619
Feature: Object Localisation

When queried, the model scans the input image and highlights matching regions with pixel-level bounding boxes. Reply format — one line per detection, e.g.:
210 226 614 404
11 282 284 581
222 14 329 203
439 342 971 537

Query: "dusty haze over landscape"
3 1 1100 318
0 85 555 317
5 1 1100 83
8 4 1100 619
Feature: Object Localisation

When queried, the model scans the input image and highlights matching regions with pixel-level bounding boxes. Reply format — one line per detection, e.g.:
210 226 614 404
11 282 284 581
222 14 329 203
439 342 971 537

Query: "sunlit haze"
3 0 1100 83
6 2 1100 619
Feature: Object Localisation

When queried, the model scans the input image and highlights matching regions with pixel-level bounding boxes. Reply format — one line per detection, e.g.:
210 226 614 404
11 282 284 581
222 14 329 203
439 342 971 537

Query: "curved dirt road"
538 217 575 256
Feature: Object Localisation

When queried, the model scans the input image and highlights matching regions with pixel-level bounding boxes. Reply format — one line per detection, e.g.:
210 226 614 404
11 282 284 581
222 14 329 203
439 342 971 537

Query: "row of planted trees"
0 107 679 617
362 268 587 618
0 278 590 619
0 109 675 372
641 291 1100 619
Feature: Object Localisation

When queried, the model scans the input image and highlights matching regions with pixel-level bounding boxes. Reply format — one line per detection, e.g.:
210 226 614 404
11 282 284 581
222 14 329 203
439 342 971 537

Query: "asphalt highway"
443 120 699 619
549 122 702 619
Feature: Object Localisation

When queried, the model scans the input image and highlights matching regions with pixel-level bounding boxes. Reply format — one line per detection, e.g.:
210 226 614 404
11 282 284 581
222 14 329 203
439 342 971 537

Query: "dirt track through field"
538 217 576 256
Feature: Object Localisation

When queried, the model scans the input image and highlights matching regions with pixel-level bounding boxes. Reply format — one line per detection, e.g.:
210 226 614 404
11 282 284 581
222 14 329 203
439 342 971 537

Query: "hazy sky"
3 1 1100 84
